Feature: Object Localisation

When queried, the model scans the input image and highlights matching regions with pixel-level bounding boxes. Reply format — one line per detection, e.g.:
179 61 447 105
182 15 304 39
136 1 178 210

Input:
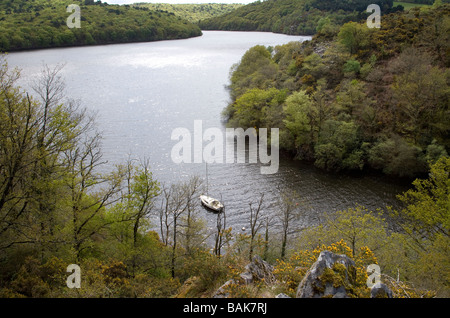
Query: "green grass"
393 1 432 10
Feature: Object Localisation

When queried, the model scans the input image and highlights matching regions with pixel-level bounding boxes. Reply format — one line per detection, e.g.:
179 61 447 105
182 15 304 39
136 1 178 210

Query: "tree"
214 206 231 257
393 157 449 247
248 193 265 261
0 59 104 256
0 58 39 251
338 22 371 55
161 183 186 278
327 206 388 258
388 157 450 295
282 90 313 152
314 120 363 171
228 88 286 129
335 79 376 136
179 176 205 256
0 59 129 263
157 176 203 278
368 135 426 177
343 59 361 76
390 53 449 146
277 188 302 259
301 53 327 82
126 159 160 248
64 125 125 261
229 45 277 101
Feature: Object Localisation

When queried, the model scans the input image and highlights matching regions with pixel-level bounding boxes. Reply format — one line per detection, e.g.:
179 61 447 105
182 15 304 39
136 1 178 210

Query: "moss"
318 262 359 297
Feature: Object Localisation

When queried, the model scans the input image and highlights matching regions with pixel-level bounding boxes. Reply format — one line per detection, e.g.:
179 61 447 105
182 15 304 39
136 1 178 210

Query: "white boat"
200 195 224 212
200 163 224 212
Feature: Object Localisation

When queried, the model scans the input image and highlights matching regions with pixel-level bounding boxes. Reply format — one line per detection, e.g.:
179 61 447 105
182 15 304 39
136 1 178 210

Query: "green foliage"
314 120 363 171
297 171 449 297
338 22 372 55
394 157 449 242
368 135 427 177
198 0 371 36
229 45 278 101
224 4 450 177
311 0 394 12
0 0 202 52
275 240 377 297
394 1 433 10
0 3 449 299
387 158 450 296
133 3 244 24
227 88 287 130
282 90 313 149
343 59 361 74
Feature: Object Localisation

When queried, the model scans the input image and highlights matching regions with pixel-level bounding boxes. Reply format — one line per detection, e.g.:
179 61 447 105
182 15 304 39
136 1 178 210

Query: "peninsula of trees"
223 3 449 178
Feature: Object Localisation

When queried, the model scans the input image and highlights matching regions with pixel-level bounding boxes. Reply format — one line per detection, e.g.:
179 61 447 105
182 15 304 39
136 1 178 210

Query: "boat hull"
200 195 224 213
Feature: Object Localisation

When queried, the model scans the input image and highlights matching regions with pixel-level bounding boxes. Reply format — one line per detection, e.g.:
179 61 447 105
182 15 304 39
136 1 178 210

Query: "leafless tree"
214 198 232 258
248 193 265 261
277 187 302 259
157 175 203 278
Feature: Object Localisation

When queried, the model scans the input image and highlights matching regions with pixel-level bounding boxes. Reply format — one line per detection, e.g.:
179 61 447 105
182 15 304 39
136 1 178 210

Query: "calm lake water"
6 31 410 237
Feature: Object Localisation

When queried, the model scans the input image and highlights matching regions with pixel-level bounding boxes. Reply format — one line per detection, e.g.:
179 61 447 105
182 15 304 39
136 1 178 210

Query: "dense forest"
0 45 448 298
223 3 449 178
0 0 202 52
133 3 244 24
199 0 404 35
0 0 448 300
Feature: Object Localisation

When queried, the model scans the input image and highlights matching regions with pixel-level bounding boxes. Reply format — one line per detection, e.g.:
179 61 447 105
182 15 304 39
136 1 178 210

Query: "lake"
6 31 410 237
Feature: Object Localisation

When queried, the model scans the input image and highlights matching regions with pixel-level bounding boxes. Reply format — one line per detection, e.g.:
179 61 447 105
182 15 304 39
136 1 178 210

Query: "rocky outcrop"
212 251 393 298
213 255 275 298
213 279 237 298
240 255 276 285
370 282 393 298
296 250 357 298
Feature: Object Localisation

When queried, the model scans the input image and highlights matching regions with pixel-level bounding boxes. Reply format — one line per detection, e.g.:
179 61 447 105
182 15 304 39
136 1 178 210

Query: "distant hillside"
133 3 244 23
0 0 202 52
199 0 402 35
393 1 432 9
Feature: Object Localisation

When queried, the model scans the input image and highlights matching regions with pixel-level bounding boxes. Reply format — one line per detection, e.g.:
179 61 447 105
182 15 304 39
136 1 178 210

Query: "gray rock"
240 271 253 285
370 283 393 298
296 250 356 298
213 255 276 297
276 293 291 298
212 279 236 298
241 255 276 285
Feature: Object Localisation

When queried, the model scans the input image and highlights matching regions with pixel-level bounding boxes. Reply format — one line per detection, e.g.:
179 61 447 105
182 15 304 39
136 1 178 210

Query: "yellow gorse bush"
273 240 377 297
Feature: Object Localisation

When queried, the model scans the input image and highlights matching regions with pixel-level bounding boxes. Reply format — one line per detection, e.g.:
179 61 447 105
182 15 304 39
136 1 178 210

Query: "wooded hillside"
223 3 450 178
199 0 402 35
133 3 244 24
0 0 202 52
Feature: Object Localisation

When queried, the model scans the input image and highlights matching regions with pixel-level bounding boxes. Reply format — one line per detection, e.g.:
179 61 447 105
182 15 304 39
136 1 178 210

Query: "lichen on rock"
296 250 358 298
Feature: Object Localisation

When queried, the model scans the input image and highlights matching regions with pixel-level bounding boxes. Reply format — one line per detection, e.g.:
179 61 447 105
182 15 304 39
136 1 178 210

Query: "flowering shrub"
273 240 377 297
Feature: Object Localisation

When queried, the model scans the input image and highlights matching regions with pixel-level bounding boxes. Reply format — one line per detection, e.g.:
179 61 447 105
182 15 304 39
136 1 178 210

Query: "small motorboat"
200 195 224 212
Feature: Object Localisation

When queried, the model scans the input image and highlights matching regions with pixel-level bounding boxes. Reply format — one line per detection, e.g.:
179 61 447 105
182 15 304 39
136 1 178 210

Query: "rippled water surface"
7 31 410 235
